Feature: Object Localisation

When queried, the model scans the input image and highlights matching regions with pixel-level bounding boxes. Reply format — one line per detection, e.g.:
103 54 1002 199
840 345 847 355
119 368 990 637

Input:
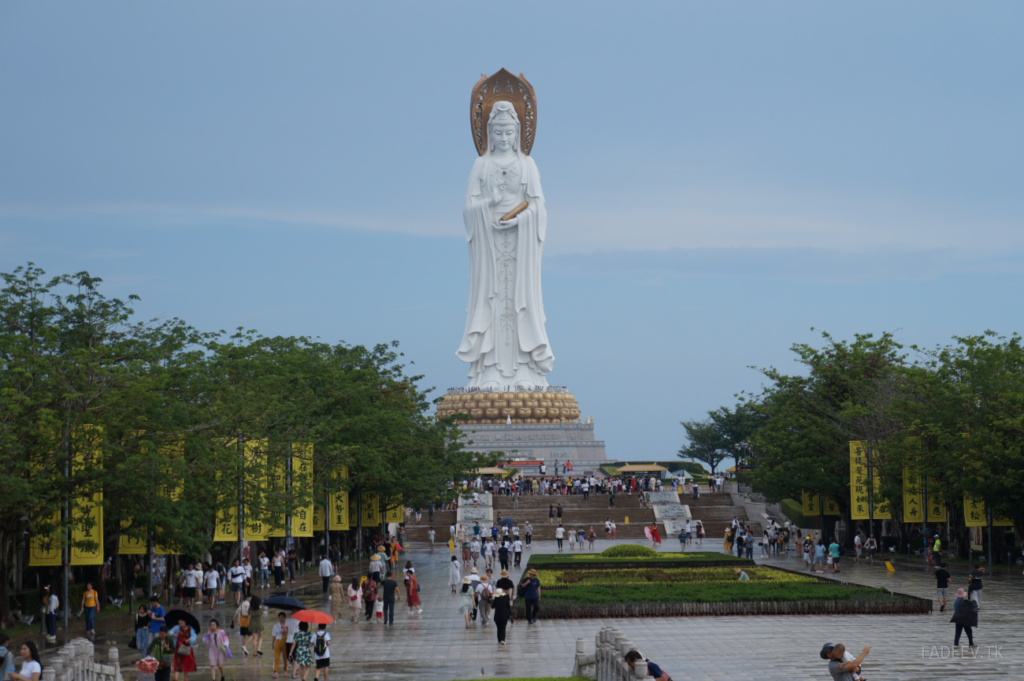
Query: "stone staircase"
403 494 663 541
685 490 761 539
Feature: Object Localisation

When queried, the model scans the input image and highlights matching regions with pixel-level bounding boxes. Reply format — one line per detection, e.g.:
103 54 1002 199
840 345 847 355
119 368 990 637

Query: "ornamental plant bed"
513 569 933 618
525 552 753 570
536 566 817 589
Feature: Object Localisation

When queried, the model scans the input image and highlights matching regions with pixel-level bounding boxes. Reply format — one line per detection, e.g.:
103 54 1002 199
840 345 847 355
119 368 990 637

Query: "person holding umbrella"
289 610 334 681
168 616 198 681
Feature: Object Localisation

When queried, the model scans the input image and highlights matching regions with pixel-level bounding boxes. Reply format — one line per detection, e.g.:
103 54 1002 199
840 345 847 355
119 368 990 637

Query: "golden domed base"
434 390 582 425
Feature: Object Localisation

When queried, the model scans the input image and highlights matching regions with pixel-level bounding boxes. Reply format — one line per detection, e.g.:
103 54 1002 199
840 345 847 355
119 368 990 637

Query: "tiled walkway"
71 538 1024 680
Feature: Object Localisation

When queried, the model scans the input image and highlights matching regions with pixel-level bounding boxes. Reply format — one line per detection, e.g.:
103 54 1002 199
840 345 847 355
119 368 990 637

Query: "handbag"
176 644 191 656
239 615 251 627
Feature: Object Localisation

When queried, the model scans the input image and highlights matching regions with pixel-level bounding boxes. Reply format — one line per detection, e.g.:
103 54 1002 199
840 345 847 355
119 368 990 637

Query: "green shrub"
541 581 902 605
601 544 658 558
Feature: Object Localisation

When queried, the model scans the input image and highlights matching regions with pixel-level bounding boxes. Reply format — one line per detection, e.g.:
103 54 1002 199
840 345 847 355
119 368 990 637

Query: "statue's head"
487 101 520 153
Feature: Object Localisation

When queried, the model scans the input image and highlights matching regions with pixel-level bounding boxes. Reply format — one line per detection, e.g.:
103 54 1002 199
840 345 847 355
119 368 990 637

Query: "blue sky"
2 2 1022 465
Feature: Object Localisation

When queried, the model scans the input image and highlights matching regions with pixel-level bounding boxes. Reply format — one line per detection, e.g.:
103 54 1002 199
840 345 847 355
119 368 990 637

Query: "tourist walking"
319 554 334 593
934 562 951 612
362 576 377 622
406 570 422 614
519 568 541 624
814 540 826 573
203 620 232 681
169 618 197 681
289 622 314 681
828 539 842 573
311 624 331 681
346 578 362 623
380 571 400 625
492 588 512 645
80 581 100 635
555 524 565 552
228 560 247 606
271 613 289 678
865 534 877 564
458 577 475 628
449 556 461 593
259 552 270 588
951 588 978 648
524 521 533 547
134 604 152 653
42 586 58 642
146 627 175 681
272 551 285 588
328 576 345 622
968 565 985 609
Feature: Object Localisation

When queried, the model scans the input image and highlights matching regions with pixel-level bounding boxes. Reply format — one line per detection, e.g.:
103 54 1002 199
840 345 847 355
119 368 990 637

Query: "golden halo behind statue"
470 68 537 157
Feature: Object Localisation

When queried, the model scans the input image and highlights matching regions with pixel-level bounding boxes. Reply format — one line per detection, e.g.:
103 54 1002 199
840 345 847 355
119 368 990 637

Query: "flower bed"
535 566 817 588
514 562 933 619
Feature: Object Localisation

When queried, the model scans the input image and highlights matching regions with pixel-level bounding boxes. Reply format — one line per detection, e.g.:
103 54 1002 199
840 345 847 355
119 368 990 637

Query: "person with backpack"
950 588 978 649
311 624 330 681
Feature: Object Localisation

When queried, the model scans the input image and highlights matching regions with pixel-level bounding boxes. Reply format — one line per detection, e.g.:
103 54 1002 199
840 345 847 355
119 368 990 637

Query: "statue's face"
491 122 517 152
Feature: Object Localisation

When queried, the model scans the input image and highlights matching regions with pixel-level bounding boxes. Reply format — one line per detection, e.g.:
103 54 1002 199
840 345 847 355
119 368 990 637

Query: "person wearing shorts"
312 624 331 681
828 540 842 573
865 534 877 564
934 562 951 612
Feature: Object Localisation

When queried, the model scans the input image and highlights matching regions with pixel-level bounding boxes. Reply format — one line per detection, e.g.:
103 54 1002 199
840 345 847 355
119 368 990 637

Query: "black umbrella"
164 609 201 633
263 595 305 611
501 517 514 527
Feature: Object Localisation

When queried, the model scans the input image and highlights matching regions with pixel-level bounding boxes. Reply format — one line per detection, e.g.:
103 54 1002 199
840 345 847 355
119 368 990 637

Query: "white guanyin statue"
456 96 553 389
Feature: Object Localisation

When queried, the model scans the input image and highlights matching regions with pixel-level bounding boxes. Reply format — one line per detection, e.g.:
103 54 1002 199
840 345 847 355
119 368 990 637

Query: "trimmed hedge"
536 566 817 588
525 552 753 571
600 544 658 558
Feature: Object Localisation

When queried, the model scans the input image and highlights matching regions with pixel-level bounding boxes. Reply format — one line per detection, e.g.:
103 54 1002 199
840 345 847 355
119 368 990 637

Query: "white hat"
493 588 506 597
462 576 472 585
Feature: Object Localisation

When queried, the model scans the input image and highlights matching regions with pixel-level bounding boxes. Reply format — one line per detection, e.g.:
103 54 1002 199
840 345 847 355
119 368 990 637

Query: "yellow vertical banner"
214 506 239 542
822 496 840 515
964 496 1013 527
801 490 820 516
964 496 986 527
385 496 404 524
291 444 314 537
926 480 945 522
243 439 268 541
118 520 148 555
29 510 63 567
360 492 382 527
267 453 288 538
903 467 923 523
850 441 869 519
329 466 350 531
312 505 325 531
214 441 240 542
71 425 104 566
872 471 891 519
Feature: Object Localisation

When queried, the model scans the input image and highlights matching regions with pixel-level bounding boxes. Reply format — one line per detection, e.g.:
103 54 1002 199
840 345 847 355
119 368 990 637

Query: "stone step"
492 496 646 509
403 522 664 542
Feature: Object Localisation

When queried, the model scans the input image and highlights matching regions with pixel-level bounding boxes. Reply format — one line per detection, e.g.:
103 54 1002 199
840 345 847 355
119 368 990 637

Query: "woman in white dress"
448 556 461 594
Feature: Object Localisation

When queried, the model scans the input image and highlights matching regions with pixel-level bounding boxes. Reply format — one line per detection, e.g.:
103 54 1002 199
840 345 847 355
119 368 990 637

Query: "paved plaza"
46 536 1024 681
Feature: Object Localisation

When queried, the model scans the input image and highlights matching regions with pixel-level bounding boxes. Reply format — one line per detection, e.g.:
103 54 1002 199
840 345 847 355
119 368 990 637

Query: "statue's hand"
495 216 519 230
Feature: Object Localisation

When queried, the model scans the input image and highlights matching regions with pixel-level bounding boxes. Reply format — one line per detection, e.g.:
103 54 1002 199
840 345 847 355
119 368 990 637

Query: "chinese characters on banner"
291 444 314 537
849 441 890 520
313 505 325 531
963 496 1013 528
267 453 288 538
29 510 62 567
850 441 870 520
119 519 148 555
360 492 382 527
214 505 239 542
801 490 819 516
71 425 104 566
243 439 268 541
329 467 350 531
385 497 404 524
822 496 840 515
927 482 945 522
902 467 923 523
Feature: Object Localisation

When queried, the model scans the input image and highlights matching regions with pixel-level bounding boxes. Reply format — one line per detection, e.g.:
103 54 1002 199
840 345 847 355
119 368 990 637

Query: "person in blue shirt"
828 541 842 574
149 596 166 636
518 569 541 624
625 650 670 681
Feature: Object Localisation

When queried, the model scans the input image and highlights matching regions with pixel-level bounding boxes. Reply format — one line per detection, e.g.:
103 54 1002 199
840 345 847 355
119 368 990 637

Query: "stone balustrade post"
41 668 56 681
634 660 648 679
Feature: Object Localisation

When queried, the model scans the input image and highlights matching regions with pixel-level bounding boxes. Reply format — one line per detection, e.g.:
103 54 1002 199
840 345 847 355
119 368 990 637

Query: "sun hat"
500 570 509 577
331 575 342 582
529 568 537 575
480 574 489 582
493 588 505 597
820 643 835 660
462 576 472 585
370 554 381 561
955 588 967 598
470 567 478 574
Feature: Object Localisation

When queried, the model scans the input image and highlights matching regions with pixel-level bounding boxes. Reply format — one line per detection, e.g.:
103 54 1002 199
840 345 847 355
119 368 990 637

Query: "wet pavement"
31 538 1024 680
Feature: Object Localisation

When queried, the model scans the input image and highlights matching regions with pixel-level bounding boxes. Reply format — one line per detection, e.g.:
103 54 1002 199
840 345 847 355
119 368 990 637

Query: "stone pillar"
634 660 648 679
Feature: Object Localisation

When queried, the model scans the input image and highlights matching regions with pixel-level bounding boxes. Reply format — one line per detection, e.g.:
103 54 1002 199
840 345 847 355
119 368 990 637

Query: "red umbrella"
291 609 334 624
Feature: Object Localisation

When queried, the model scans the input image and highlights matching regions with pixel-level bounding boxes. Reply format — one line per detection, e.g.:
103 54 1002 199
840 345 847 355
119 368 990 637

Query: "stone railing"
573 627 647 680
41 640 122 681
